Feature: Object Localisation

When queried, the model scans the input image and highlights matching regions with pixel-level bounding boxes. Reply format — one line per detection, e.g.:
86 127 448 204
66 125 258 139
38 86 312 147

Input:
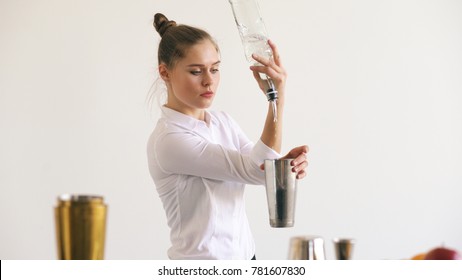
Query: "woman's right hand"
280 145 309 179
259 145 309 179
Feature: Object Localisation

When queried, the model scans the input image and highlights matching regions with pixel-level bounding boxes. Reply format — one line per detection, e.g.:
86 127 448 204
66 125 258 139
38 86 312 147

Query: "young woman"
147 13 308 260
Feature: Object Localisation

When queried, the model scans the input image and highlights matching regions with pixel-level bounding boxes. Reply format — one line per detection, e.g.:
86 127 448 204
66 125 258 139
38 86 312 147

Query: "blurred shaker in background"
289 236 326 260
333 238 355 260
264 159 297 227
55 194 107 260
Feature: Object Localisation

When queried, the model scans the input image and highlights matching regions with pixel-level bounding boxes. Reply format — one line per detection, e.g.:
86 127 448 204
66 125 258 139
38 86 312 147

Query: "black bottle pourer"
265 77 278 122
265 77 278 101
266 87 278 101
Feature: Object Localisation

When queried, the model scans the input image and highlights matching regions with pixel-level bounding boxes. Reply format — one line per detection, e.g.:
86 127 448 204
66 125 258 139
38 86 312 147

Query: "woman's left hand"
250 40 287 98
281 145 309 179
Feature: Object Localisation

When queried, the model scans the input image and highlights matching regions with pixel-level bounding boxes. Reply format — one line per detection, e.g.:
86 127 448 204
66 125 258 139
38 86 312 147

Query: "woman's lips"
200 91 214 98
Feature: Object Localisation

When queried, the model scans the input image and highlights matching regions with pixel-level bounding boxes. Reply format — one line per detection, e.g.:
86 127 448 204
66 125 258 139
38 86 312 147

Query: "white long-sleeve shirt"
147 106 280 260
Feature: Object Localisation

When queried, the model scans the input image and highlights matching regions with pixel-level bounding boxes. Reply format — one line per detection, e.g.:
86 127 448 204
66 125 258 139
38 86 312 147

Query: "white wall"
1 0 461 260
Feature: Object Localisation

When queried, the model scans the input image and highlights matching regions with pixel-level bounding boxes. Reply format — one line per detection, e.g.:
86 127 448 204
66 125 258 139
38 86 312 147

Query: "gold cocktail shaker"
55 194 107 260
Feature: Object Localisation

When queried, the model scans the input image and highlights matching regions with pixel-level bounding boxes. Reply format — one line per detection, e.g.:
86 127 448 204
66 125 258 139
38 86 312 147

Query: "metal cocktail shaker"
288 236 326 260
54 194 107 260
264 159 297 227
333 238 355 260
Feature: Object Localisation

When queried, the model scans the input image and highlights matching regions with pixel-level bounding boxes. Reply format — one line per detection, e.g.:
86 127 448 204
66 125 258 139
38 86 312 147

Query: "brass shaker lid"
57 194 105 205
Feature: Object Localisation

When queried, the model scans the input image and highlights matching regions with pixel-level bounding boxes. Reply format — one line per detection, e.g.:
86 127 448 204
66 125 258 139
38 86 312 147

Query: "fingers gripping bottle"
229 0 278 121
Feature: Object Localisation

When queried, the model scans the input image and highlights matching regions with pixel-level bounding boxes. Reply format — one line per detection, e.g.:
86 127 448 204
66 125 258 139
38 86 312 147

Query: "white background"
1 0 461 260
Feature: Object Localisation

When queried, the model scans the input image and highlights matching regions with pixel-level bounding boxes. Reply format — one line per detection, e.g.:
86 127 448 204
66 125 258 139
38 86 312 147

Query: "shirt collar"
161 106 215 129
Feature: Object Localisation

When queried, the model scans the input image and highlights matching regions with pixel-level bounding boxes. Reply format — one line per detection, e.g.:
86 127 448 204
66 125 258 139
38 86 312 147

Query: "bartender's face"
161 39 221 119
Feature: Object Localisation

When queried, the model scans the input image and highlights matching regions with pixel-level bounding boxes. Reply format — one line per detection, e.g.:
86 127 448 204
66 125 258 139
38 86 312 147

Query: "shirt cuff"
250 139 281 167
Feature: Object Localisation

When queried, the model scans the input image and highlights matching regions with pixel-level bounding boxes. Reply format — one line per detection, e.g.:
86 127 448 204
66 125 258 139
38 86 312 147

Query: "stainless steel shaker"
264 159 297 227
288 236 326 260
333 238 355 260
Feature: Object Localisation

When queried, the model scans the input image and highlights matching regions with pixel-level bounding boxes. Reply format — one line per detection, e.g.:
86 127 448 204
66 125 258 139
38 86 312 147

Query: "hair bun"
154 13 177 37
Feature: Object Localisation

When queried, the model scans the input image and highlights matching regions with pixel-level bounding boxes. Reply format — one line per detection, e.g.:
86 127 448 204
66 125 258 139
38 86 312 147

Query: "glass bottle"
229 0 272 65
229 0 278 121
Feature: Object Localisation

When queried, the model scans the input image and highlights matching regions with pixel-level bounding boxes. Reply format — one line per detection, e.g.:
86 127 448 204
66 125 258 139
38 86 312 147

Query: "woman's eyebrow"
186 61 221 67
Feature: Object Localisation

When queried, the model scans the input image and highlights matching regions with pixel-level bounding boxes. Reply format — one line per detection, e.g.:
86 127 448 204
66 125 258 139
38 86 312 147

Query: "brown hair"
153 13 219 69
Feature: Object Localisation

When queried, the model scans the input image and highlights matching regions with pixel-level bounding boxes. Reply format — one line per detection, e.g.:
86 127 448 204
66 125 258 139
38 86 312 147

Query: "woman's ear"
158 64 170 82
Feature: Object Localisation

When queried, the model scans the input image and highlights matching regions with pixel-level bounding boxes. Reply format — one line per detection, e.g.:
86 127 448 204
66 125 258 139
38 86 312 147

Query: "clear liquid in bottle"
230 0 278 121
240 33 273 65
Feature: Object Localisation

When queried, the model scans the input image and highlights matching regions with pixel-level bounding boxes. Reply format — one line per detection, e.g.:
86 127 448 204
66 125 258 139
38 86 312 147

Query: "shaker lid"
57 194 104 204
